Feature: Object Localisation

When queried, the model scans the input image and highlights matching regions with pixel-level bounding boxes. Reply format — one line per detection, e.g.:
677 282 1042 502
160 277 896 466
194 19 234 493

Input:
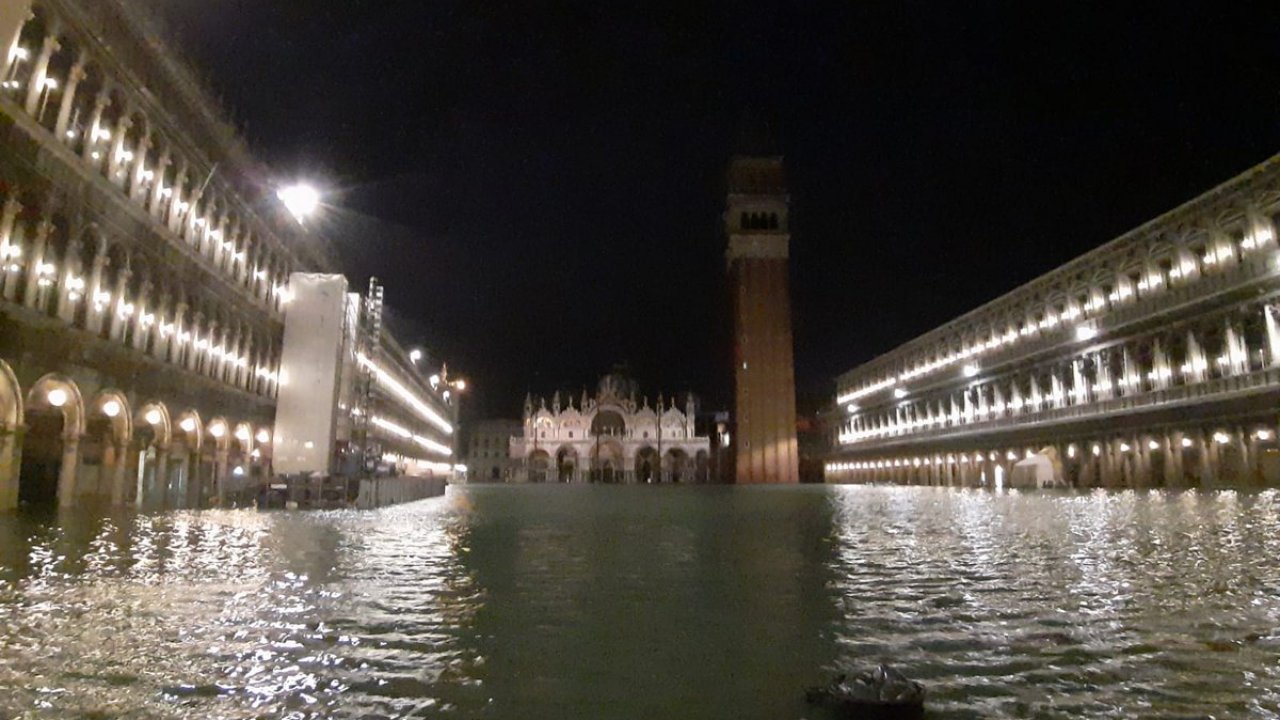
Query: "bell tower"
725 154 799 483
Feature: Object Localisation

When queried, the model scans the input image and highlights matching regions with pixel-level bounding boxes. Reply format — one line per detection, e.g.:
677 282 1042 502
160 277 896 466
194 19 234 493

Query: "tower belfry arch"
725 154 799 483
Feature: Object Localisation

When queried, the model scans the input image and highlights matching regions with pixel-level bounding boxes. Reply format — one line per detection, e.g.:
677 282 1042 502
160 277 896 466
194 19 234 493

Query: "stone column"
106 265 130 341
0 429 19 510
53 237 80 323
22 30 58 117
148 148 172 219
21 218 50 310
169 302 188 365
129 129 153 203
167 160 188 234
110 440 129 505
0 192 23 302
53 53 85 140
105 115 133 186
214 447 229 506
81 88 110 165
56 434 80 508
130 278 151 350
85 241 107 333
0 1 34 83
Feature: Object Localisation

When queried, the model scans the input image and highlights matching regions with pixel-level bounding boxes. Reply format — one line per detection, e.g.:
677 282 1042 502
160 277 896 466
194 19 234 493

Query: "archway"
133 401 171 507
204 417 231 505
170 410 203 506
20 374 84 507
590 409 626 439
555 445 577 483
85 391 132 503
528 449 551 483
634 446 659 484
695 450 709 483
664 448 689 483
229 422 254 504
0 360 23 509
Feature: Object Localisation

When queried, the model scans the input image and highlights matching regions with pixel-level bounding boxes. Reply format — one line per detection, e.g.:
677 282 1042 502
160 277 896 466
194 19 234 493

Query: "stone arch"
634 445 659 483
81 390 131 503
527 448 551 483
0 360 23 508
555 444 577 482
664 448 690 483
21 373 84 506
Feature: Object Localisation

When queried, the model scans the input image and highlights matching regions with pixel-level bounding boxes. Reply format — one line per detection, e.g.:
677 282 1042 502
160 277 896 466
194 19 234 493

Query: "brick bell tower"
725 153 799 483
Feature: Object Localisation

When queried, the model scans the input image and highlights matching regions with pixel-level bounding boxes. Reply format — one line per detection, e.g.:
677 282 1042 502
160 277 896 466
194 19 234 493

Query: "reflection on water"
0 485 1278 718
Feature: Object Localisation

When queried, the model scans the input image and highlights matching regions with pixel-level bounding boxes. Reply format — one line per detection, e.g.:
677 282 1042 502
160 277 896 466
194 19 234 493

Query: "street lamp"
409 349 423 363
277 183 320 223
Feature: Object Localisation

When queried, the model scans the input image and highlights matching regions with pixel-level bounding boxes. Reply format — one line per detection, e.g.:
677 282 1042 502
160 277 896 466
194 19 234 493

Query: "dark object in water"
805 665 926 720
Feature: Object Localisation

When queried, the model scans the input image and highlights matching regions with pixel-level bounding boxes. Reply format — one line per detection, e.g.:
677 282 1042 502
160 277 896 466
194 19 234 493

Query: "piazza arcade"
511 376 712 483
0 0 312 508
828 152 1280 489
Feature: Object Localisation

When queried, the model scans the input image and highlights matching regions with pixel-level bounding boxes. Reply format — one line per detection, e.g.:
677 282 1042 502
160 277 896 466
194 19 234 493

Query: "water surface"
1 485 1279 718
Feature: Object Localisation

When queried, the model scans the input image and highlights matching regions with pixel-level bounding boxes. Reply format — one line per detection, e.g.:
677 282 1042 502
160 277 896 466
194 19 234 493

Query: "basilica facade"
510 374 711 483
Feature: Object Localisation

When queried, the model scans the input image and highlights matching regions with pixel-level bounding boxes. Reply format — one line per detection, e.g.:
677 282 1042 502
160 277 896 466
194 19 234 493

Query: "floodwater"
2 485 1280 719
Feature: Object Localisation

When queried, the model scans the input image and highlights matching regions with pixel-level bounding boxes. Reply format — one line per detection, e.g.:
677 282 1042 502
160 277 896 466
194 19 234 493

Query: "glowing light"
893 387 908 399
1148 440 1160 450
846 403 858 413
356 352 454 434
962 363 980 378
1092 444 1101 457
409 349 423 363
1075 326 1098 342
1213 431 1230 445
1257 429 1273 441
256 428 271 444
370 415 453 456
144 408 162 426
429 373 440 388
1181 437 1193 448
11 47 29 61
209 422 226 438
41 77 56 90
455 379 467 391
46 387 68 407
1120 442 1131 453
232 466 245 476
277 183 320 222
101 399 121 417
234 426 251 441
180 417 197 433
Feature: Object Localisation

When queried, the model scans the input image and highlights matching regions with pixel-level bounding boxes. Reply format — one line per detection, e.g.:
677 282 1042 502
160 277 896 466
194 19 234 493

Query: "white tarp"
272 273 348 474
1010 453 1057 488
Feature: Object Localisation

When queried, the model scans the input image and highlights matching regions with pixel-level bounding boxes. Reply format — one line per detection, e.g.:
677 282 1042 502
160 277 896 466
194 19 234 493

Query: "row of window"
839 206 1280 405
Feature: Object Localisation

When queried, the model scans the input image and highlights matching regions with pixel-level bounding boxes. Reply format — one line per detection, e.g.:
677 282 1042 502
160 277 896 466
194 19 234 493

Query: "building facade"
510 374 711 483
0 1 327 508
828 153 1280 489
726 154 799 483
463 418 522 483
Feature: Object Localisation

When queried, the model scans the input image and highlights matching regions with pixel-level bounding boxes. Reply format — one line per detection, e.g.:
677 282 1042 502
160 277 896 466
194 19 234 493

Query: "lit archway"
0 360 23 509
555 445 578 483
133 401 172 507
205 416 231 505
664 448 689 483
87 390 132 503
634 446 659 483
172 410 204 507
21 374 85 507
528 449 551 483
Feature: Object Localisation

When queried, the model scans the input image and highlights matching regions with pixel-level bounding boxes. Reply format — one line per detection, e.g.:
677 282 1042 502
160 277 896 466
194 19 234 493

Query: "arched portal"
590 409 626 438
0 360 23 509
21 374 84 507
133 401 171 507
228 421 254 502
204 417 231 505
85 390 132 503
695 450 709 484
590 438 624 483
664 448 689 483
634 446 659 484
528 449 551 483
555 445 577 483
170 410 203 507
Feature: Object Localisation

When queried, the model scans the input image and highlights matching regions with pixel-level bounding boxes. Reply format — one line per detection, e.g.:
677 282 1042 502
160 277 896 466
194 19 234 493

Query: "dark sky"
150 1 1280 420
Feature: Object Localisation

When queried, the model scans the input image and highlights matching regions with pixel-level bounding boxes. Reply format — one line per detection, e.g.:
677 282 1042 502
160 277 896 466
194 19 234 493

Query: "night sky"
149 1 1280 420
